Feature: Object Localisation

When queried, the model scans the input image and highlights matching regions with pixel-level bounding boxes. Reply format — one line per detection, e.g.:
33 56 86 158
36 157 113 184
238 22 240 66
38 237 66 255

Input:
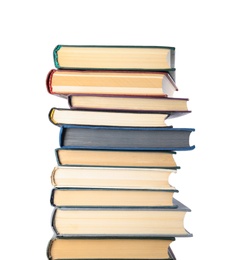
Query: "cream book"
51 166 177 189
51 198 191 237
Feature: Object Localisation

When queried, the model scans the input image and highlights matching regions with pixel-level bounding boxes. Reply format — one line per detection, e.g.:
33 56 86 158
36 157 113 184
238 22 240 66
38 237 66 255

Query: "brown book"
55 149 179 168
47 237 176 260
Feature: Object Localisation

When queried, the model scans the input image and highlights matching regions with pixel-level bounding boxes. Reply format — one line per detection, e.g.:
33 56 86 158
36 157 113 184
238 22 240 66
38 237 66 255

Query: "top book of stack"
53 45 176 78
53 45 175 70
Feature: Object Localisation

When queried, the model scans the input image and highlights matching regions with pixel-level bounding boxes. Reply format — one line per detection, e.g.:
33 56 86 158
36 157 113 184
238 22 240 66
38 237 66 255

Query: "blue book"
59 125 195 151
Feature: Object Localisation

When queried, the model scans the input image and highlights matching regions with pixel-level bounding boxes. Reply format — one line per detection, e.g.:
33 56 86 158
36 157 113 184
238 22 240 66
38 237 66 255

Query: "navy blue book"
59 125 195 151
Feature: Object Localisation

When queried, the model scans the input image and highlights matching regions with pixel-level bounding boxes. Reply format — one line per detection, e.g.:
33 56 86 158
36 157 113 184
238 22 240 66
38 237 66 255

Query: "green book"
53 45 176 80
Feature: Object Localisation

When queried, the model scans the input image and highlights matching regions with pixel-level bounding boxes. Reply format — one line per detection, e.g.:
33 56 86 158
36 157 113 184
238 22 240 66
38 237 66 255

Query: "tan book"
55 149 178 168
47 69 177 98
47 237 176 260
68 94 189 113
50 187 178 208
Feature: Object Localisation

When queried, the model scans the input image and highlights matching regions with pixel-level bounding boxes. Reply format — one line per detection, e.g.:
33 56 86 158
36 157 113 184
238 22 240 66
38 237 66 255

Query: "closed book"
50 187 179 208
49 107 188 128
55 149 179 169
53 45 176 79
47 236 176 260
51 166 177 189
59 125 195 151
51 198 191 237
47 69 178 98
68 94 189 113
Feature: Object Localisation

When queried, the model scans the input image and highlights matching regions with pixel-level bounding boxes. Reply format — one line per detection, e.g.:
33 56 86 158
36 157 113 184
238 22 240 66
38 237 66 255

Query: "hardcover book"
51 166 177 189
55 149 179 168
47 69 178 98
59 125 195 151
49 107 189 127
51 198 191 237
68 94 189 113
47 237 176 260
50 187 179 208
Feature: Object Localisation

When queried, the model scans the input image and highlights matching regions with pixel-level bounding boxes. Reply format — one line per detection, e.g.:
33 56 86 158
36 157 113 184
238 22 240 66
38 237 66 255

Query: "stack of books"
46 45 195 260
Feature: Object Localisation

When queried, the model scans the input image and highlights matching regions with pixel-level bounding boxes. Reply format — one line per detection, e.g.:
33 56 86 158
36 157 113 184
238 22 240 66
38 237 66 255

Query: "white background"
1 1 242 259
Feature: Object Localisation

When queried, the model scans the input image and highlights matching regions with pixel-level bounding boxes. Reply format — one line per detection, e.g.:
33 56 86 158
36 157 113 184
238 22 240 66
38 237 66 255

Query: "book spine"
59 126 65 147
51 167 57 187
55 149 62 165
67 95 73 108
53 45 61 68
51 208 59 236
48 108 58 125
46 237 55 260
46 69 56 94
50 188 56 206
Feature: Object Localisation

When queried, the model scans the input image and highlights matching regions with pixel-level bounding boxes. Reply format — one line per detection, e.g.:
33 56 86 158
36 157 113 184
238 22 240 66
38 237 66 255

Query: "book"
53 45 175 71
55 149 179 168
47 237 176 260
59 125 195 151
51 166 177 189
46 69 178 98
50 187 178 208
51 198 191 237
68 94 190 113
49 107 189 127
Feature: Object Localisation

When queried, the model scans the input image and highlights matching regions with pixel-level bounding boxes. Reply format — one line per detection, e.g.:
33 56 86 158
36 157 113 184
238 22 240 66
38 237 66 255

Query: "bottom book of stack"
48 237 176 260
